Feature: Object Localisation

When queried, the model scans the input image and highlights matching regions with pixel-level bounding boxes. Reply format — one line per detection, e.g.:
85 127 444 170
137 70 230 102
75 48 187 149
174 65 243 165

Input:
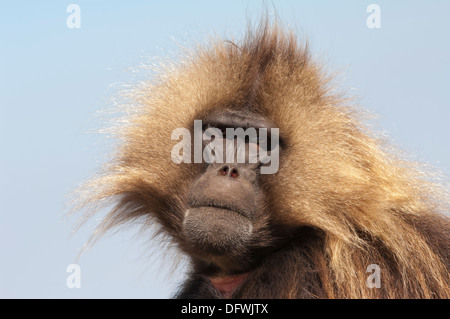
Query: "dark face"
181 109 279 274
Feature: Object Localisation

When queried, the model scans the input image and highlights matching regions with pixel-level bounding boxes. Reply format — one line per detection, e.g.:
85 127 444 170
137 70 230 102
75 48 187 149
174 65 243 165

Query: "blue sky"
1 1 449 298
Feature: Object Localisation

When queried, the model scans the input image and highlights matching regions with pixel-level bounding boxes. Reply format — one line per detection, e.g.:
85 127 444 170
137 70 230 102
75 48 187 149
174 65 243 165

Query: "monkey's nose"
218 165 239 179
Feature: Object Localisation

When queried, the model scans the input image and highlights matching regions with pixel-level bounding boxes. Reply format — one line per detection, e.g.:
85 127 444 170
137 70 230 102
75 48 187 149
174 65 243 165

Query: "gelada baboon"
75 19 450 298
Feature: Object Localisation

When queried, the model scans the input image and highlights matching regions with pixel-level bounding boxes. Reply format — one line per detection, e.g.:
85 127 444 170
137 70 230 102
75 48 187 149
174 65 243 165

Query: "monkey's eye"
254 134 273 152
202 124 227 142
202 123 278 151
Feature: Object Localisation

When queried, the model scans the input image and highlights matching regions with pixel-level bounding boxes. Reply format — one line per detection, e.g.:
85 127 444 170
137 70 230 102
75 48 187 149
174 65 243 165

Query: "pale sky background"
1 1 449 298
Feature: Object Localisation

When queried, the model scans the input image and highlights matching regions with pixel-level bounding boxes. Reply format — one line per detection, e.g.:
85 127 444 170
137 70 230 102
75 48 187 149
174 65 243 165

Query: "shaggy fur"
74 20 450 298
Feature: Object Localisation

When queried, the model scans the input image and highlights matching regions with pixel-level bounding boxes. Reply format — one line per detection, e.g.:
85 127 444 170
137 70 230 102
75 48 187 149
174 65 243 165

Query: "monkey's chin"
183 207 253 257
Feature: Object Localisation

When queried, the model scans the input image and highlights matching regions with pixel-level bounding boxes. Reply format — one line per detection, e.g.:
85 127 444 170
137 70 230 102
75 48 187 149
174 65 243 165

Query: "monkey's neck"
209 273 250 298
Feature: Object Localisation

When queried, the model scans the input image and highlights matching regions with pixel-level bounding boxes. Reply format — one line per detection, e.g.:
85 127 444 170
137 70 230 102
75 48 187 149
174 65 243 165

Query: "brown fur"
74 19 450 298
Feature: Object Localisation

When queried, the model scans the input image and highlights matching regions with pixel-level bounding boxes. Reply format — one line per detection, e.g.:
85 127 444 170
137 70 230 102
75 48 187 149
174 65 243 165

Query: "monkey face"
179 109 280 272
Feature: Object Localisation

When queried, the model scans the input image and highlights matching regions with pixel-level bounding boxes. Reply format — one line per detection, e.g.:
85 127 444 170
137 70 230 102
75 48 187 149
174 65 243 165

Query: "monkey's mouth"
193 203 251 220
182 206 254 256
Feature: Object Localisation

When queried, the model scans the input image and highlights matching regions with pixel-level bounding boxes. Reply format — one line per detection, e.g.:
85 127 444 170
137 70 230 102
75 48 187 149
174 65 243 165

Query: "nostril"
230 168 239 178
219 166 229 176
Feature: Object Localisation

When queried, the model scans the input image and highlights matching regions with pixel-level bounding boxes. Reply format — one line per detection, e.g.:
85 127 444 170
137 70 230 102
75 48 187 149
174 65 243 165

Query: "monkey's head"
77 20 449 295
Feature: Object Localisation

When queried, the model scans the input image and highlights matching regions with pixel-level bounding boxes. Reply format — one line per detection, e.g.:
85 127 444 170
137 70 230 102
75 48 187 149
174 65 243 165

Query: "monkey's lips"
183 206 254 256
193 203 251 220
